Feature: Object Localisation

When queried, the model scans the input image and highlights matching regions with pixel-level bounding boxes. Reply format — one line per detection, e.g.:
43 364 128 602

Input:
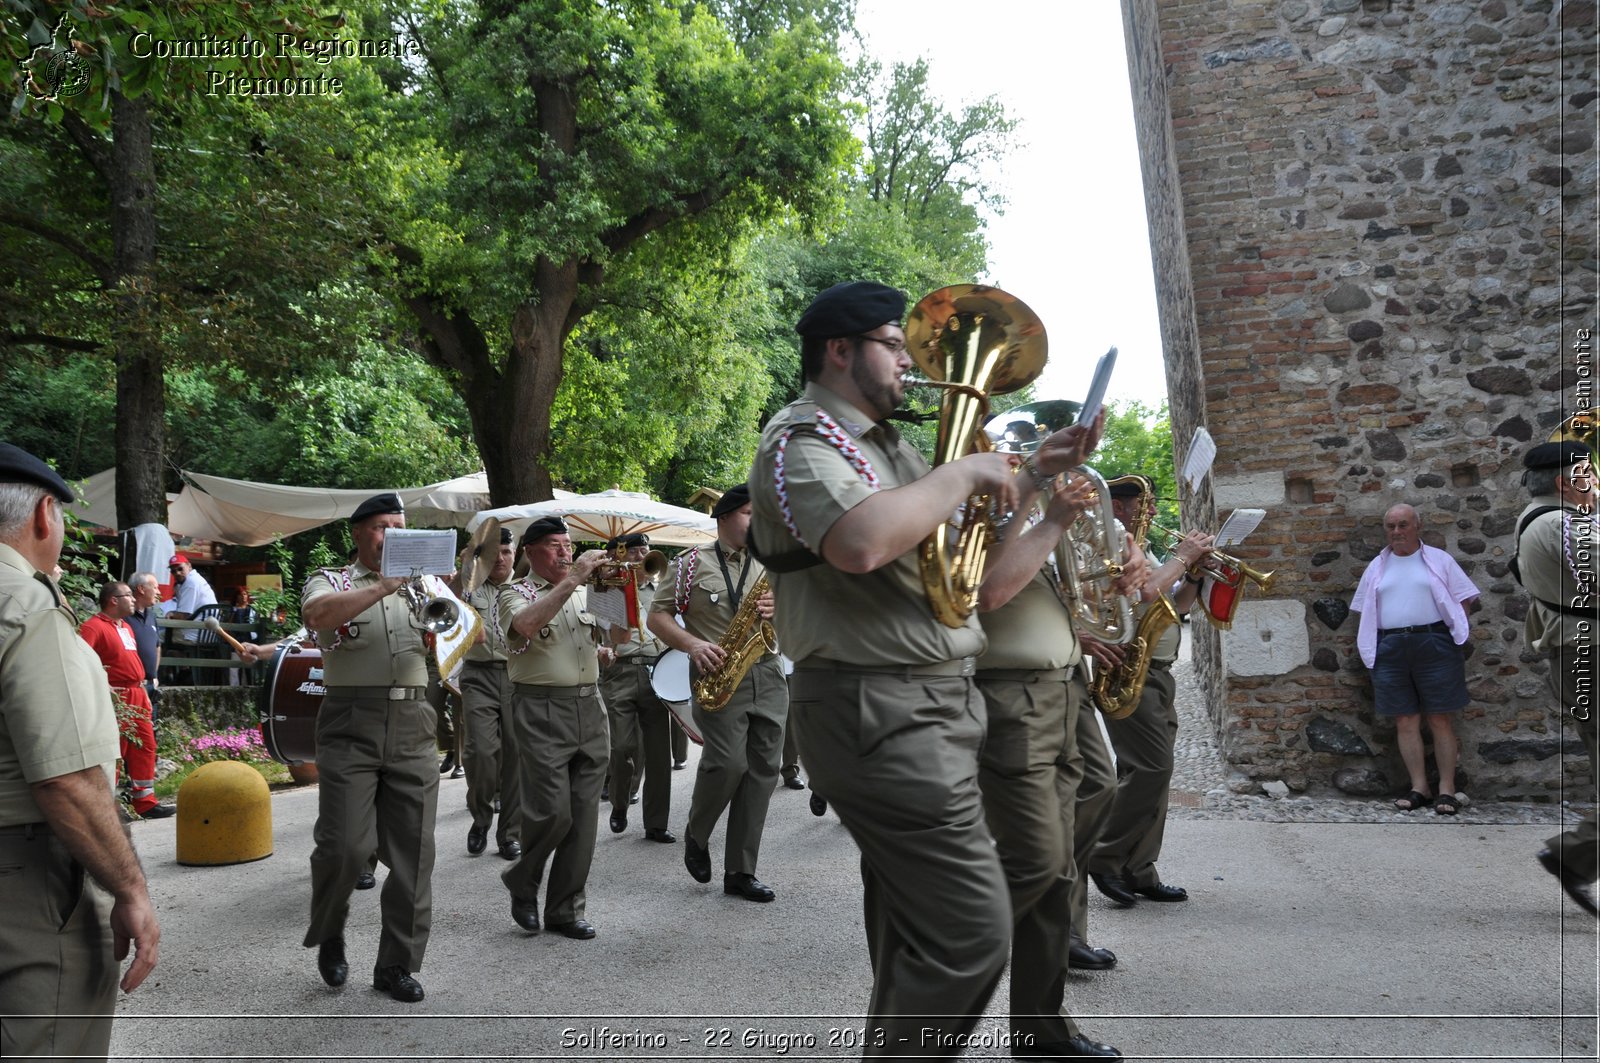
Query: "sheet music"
1182 427 1217 490
1215 508 1265 548
380 529 459 577
1076 347 1117 426
587 586 630 632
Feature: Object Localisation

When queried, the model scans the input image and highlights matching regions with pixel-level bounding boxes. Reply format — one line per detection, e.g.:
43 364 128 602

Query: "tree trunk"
108 92 165 530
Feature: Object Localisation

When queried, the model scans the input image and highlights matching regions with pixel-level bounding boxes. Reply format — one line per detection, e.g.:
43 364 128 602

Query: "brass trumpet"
1150 522 1276 628
589 545 669 589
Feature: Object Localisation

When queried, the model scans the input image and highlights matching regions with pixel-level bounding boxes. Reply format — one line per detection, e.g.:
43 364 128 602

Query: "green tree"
350 0 857 506
1092 399 1179 549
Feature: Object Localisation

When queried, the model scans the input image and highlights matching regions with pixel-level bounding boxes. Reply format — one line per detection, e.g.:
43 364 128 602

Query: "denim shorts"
1372 629 1469 717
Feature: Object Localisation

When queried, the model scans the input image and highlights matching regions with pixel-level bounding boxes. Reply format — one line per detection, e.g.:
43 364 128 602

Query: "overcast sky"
849 0 1166 409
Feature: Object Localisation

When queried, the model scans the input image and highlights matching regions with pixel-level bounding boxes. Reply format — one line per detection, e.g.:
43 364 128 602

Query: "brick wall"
1122 0 1597 797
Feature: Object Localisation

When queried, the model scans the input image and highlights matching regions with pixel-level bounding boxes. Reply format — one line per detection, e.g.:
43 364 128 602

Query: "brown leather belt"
325 685 427 701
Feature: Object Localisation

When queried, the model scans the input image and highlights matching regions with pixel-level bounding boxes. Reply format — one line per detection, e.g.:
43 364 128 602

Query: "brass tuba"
984 402 1133 643
903 284 1047 627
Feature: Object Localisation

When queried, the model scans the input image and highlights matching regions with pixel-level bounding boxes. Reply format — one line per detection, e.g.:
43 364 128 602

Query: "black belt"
974 666 1074 683
624 655 660 666
465 659 508 669
1379 621 1449 637
514 682 598 697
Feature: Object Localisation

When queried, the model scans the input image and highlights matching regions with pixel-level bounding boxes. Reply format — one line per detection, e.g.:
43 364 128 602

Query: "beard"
850 351 904 419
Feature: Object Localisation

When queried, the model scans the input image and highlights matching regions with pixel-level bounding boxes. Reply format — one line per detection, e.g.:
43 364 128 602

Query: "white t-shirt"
1375 551 1443 628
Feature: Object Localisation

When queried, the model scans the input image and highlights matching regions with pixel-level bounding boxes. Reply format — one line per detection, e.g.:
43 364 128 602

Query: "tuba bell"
903 284 1047 627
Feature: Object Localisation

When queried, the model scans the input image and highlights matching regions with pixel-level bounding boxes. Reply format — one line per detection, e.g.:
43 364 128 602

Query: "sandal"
1434 792 1463 816
1394 790 1431 811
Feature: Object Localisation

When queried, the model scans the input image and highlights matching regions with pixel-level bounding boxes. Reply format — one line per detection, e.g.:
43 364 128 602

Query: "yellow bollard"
175 761 273 866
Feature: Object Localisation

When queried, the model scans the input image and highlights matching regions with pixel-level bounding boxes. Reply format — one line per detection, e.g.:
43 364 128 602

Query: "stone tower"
1121 0 1597 796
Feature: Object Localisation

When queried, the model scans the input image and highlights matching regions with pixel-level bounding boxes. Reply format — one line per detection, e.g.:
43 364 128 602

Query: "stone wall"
1121 0 1597 797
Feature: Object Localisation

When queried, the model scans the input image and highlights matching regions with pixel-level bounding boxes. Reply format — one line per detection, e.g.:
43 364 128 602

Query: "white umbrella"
468 489 715 548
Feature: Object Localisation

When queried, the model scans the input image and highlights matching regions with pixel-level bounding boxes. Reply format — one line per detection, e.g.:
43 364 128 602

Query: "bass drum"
258 633 324 765
648 649 703 746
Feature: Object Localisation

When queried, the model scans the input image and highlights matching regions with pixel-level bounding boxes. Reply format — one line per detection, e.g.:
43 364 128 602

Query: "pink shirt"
1350 544 1479 668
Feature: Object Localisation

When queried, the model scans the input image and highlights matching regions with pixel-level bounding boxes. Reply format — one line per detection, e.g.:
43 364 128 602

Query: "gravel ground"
1161 634 1591 830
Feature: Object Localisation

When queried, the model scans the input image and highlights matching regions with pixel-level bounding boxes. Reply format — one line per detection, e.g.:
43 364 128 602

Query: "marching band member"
648 484 787 902
602 533 677 844
300 493 436 1003
497 517 609 939
459 526 522 862
747 280 1100 1056
973 473 1121 1059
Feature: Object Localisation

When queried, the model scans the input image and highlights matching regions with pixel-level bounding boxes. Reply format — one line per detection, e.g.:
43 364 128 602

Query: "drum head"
649 648 692 703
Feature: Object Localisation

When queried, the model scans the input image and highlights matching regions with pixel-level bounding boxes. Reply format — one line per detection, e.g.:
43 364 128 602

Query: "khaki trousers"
460 661 519 847
976 668 1082 1045
601 661 672 831
501 684 608 924
1058 675 1115 946
303 692 439 972
0 829 117 1059
687 656 787 873
1546 647 1599 881
791 665 1011 1057
1091 663 1179 888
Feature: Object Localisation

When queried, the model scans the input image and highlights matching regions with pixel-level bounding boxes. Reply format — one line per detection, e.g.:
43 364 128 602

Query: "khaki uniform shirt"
0 543 119 826
1519 494 1599 653
302 563 429 687
650 545 769 653
615 578 666 660
977 568 1083 672
748 382 986 666
497 577 600 686
463 581 509 664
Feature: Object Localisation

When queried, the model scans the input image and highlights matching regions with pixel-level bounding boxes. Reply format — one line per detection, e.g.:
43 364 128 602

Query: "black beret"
712 483 751 519
0 443 74 503
1106 479 1144 499
520 516 568 548
498 527 514 545
1524 440 1592 471
350 492 404 524
795 281 906 339
607 532 649 550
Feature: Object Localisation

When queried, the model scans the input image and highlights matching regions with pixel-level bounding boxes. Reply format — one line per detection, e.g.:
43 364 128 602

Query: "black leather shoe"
684 834 712 883
438 752 455 776
1133 881 1188 902
511 897 541 932
609 808 627 834
373 964 424 1003
317 937 347 987
809 792 828 817
355 871 376 891
629 791 640 804
548 918 597 939
601 783 610 801
467 823 488 855
723 872 775 902
1022 1035 1122 1059
497 840 521 861
1539 847 1600 916
138 803 176 820
644 827 677 844
1091 872 1138 907
673 759 686 770
783 776 805 790
1067 942 1117 971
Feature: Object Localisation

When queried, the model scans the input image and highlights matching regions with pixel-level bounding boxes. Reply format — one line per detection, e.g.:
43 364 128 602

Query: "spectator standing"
126 571 162 723
79 583 173 820
1351 503 1480 814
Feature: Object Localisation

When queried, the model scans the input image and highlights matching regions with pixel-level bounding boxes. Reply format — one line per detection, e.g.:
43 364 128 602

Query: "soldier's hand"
754 591 776 620
961 452 1024 519
1043 474 1094 527
689 639 727 674
113 891 161 992
377 575 408 596
572 549 609 580
1175 531 1215 570
1081 636 1126 669
1035 408 1105 475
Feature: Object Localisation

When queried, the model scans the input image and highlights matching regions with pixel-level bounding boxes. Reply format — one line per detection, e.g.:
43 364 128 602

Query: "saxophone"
1086 475 1172 720
1089 593 1179 720
691 573 777 712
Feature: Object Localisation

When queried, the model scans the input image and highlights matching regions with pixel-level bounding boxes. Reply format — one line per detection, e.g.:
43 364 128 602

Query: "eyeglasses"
114 592 134 598
853 334 907 355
